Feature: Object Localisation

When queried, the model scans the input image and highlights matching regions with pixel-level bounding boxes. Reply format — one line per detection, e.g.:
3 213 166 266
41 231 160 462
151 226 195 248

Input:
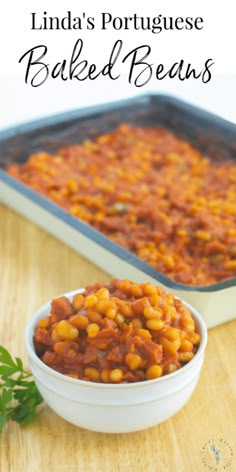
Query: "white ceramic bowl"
25 289 207 433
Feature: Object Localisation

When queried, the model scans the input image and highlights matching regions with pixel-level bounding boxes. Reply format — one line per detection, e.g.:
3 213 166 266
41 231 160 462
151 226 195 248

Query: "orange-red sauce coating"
34 279 201 383
7 125 236 286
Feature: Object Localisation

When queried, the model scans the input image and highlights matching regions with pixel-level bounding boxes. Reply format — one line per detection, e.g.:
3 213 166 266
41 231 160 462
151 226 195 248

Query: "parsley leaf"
0 345 43 432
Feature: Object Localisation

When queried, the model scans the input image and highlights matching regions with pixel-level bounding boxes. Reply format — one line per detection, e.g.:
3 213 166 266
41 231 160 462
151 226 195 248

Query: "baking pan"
0 94 236 328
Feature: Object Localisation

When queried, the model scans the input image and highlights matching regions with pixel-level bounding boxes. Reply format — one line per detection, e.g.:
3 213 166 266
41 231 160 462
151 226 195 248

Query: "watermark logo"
200 438 233 471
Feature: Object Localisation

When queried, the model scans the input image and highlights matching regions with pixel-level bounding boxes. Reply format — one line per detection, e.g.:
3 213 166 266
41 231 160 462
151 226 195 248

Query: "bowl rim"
25 288 208 390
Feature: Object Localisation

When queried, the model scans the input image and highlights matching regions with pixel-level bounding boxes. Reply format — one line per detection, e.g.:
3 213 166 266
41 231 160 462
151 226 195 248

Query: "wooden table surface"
0 204 235 472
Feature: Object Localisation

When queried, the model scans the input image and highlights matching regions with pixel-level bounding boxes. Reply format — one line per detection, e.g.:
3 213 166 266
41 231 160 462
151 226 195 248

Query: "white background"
0 0 235 128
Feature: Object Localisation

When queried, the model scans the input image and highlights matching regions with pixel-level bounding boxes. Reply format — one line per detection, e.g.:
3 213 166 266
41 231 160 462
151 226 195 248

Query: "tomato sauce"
34 279 200 383
7 125 236 286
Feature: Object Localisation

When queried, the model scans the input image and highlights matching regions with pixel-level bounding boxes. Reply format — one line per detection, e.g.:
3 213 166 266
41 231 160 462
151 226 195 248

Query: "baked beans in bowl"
25 279 207 433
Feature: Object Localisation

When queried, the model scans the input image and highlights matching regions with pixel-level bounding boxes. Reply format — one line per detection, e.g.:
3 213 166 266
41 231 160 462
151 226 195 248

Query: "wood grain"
0 204 235 472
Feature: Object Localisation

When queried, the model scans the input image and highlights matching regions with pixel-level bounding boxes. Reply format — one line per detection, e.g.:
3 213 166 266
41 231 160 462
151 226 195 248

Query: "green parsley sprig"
0 345 43 431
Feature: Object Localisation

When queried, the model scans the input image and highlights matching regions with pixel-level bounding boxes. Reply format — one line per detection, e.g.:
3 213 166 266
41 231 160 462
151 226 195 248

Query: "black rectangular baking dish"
0 94 236 327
